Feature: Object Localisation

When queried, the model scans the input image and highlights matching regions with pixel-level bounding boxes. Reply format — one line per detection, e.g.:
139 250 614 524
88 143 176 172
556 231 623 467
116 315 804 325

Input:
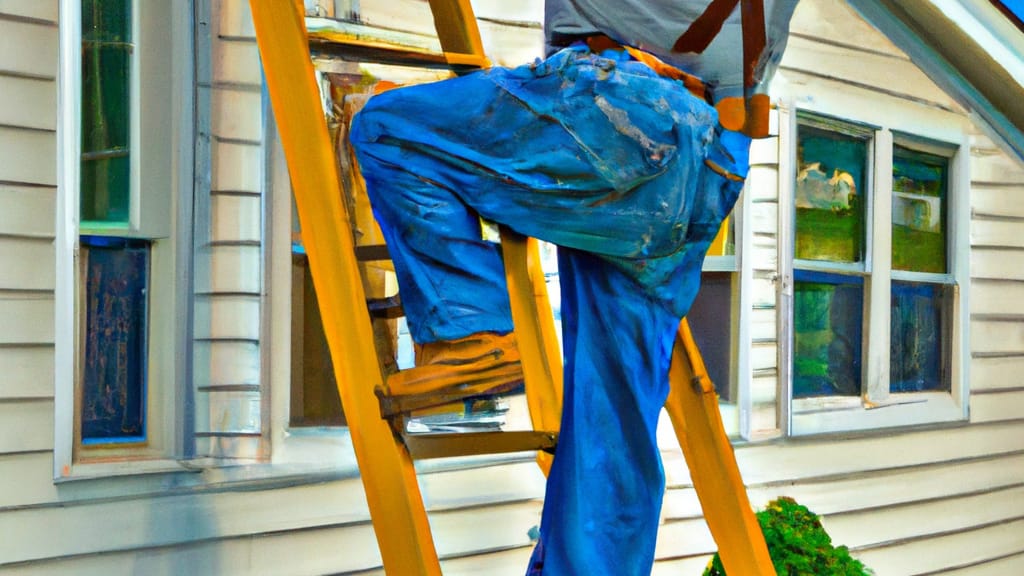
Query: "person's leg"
527 247 681 576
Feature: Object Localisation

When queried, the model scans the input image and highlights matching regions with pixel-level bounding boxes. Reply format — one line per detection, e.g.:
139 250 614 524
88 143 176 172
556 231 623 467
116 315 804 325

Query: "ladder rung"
367 294 404 319
355 244 392 262
403 430 558 460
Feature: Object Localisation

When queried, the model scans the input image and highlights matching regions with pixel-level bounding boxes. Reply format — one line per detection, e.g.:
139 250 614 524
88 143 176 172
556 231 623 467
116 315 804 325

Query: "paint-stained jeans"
350 45 749 576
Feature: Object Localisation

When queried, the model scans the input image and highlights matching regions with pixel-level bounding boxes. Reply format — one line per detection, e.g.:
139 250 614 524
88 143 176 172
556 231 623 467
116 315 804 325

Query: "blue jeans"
351 45 748 575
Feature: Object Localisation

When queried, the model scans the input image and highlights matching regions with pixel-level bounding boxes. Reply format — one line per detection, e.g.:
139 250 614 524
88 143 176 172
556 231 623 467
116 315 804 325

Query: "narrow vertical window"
81 0 132 225
78 0 150 447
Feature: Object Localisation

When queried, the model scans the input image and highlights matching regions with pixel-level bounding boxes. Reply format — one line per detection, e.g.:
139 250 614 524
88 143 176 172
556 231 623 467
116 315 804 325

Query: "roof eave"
848 0 1024 162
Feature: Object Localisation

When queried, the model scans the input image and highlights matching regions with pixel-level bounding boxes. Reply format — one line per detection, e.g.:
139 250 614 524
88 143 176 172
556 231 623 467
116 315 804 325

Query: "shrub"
702 497 872 576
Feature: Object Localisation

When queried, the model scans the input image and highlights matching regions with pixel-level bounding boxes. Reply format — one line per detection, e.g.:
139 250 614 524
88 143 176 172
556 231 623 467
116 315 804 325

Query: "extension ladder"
247 1 776 574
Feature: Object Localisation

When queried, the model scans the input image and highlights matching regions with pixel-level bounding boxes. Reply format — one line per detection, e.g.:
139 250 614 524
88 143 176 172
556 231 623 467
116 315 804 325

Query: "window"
56 0 185 475
787 111 967 435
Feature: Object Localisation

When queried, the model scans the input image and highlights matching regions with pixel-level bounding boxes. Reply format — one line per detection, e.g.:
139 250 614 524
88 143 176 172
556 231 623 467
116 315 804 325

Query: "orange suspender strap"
673 0 770 138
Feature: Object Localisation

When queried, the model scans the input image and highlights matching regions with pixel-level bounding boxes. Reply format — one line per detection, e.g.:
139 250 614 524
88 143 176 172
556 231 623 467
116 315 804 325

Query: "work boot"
386 331 523 400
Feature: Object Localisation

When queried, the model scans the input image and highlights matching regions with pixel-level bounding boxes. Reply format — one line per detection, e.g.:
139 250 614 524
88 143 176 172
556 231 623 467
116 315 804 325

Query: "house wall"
3 0 1024 574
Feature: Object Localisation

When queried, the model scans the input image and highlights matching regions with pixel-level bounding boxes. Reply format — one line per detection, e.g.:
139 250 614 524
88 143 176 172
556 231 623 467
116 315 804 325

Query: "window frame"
54 0 193 479
780 104 971 437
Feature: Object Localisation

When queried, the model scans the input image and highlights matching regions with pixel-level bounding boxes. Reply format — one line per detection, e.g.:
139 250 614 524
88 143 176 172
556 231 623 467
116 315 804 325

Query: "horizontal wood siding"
190 0 267 457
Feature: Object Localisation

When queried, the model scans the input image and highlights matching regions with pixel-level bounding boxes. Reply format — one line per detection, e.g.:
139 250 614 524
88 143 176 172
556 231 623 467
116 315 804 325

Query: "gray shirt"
545 0 799 102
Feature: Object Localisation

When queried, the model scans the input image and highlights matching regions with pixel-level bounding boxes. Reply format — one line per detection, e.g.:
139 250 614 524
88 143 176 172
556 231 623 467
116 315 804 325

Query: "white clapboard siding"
218 0 255 39
781 34 960 112
971 184 1024 218
419 460 546 510
0 346 53 399
746 166 780 201
749 341 777 373
789 0 904 58
749 201 779 237
1 523 381 576
854 518 1024 576
0 127 56 186
733 420 1024 485
971 355 1024 391
750 373 777 405
210 194 262 244
200 390 263 433
212 38 262 86
973 248 1024 282
194 294 261 340
972 216 1024 249
971 279 1024 317
0 452 57 508
971 134 1024 184
0 238 55 291
0 472 542 571
652 555 715 576
0 20 57 79
748 136 780 166
212 140 262 193
0 185 55 237
750 307 776 342
971 319 1024 356
941 553 1024 576
0 76 56 131
753 452 1024 518
0 399 54 454
0 0 57 22
193 340 260 388
478 20 545 68
822 484 1024 551
971 389 1024 423
750 273 778 309
205 245 262 293
212 87 263 143
0 297 53 344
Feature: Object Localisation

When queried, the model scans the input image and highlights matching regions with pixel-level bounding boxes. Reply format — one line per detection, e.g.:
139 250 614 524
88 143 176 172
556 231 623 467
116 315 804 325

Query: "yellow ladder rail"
248 2 440 574
667 319 776 575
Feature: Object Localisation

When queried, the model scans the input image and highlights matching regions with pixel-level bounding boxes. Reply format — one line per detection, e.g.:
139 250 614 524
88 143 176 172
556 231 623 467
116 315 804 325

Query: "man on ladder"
350 1 799 573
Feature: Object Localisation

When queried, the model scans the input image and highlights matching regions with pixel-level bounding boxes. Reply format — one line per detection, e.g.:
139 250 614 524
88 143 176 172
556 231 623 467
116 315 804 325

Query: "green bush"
702 497 872 576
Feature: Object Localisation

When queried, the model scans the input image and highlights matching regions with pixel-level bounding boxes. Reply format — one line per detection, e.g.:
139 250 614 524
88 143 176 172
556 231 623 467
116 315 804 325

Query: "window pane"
688 272 734 401
81 0 132 226
82 0 131 43
892 146 948 273
793 271 863 398
81 44 131 153
81 154 130 223
290 251 346 427
795 124 868 264
81 236 149 443
890 281 951 392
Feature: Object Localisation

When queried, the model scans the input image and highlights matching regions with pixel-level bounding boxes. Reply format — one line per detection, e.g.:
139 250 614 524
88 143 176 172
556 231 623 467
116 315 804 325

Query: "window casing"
784 110 969 435
55 0 188 477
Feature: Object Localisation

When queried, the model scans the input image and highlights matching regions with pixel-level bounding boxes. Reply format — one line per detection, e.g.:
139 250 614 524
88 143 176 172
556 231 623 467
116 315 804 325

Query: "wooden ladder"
247 1 776 574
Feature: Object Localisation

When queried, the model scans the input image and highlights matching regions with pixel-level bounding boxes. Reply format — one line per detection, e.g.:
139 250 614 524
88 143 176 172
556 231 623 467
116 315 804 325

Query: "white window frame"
54 0 192 479
778 97 971 437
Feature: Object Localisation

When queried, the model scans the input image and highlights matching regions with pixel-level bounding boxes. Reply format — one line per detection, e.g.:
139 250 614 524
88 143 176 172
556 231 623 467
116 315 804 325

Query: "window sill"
791 391 966 435
55 458 198 483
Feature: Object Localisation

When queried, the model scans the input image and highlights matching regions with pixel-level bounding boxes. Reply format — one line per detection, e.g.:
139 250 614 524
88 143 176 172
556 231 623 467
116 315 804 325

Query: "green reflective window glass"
892 146 948 273
890 281 951 393
81 155 130 223
795 124 868 264
81 0 132 225
82 0 131 42
793 271 863 398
